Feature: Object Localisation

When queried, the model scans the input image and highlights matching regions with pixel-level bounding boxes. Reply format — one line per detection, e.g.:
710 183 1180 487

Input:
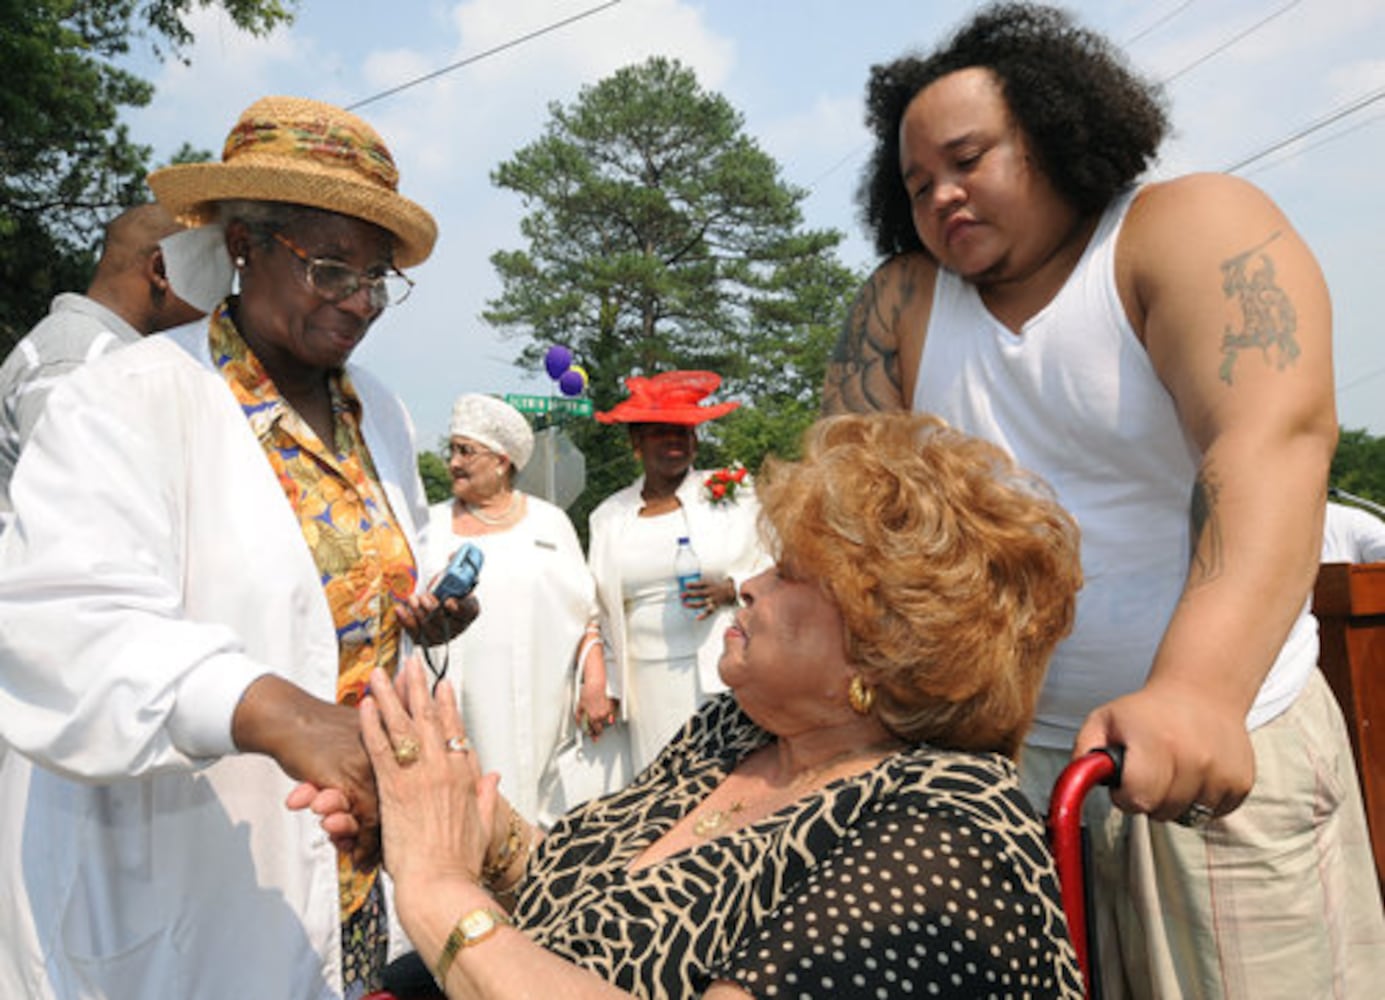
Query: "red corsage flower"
703 463 746 506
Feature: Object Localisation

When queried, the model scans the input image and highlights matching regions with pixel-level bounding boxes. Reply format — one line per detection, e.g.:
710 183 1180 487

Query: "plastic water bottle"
674 535 701 608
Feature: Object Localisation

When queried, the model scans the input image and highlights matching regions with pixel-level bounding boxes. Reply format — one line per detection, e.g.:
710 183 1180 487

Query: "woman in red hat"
584 370 771 772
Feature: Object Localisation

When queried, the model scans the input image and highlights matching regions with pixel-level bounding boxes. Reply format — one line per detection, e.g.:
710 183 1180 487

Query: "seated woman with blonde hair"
299 411 1086 999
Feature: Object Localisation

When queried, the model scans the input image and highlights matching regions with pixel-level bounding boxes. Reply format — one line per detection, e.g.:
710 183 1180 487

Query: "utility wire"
1337 363 1385 396
1224 85 1385 173
1124 0 1197 45
1240 108 1385 180
1159 0 1300 84
802 0 1282 194
345 0 624 111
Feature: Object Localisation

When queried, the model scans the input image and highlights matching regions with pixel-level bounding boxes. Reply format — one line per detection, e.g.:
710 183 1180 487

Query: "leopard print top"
512 696 1083 998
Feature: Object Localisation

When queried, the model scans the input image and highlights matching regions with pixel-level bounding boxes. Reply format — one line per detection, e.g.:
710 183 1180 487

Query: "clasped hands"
287 657 501 887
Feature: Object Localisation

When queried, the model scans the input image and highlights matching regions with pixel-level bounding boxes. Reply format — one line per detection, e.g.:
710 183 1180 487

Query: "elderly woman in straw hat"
585 370 772 773
0 95 456 999
420 394 613 826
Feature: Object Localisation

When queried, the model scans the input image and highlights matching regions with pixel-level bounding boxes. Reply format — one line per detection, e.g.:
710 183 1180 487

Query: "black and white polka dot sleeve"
715 798 1082 999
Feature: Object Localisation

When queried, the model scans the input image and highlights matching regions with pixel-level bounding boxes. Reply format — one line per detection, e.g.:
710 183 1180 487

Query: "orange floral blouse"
210 305 416 918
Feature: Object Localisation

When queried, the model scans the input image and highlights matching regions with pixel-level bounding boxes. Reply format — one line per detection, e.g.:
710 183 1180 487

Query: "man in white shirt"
0 203 202 511
1322 500 1385 563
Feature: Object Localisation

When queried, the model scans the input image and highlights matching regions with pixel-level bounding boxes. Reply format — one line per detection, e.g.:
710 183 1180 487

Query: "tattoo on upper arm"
1217 231 1300 385
1188 468 1224 588
822 266 919 415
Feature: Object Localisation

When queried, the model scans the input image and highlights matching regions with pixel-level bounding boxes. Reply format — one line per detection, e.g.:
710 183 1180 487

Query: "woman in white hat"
423 394 613 826
0 95 457 1000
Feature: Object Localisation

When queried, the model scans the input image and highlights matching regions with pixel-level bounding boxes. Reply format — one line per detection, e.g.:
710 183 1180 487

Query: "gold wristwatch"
434 907 510 983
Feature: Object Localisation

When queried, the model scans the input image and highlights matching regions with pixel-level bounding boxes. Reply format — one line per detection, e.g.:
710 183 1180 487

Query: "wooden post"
1312 561 1385 902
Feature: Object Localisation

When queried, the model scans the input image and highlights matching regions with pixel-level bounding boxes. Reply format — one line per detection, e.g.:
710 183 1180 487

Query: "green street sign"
503 393 593 418
503 393 549 414
552 397 594 417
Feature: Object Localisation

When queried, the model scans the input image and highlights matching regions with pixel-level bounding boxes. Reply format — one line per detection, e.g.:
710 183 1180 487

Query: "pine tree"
485 56 858 522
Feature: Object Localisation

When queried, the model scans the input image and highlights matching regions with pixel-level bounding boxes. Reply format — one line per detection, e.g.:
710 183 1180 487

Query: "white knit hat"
449 394 534 471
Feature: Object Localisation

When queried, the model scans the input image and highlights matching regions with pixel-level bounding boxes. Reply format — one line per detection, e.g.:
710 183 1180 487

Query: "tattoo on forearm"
1217 231 1299 385
1188 468 1224 588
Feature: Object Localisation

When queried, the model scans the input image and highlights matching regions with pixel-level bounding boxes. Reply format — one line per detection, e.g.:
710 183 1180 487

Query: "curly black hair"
858 2 1170 258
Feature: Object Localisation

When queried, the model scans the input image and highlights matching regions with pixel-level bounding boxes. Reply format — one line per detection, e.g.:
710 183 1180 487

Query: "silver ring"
1175 802 1215 828
445 736 472 754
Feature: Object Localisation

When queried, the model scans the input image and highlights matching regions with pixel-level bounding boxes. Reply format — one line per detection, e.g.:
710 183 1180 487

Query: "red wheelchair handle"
1047 746 1124 998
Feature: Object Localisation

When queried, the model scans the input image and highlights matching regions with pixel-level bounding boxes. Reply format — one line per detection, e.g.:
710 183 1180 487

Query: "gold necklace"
692 802 745 838
690 740 901 839
463 492 520 526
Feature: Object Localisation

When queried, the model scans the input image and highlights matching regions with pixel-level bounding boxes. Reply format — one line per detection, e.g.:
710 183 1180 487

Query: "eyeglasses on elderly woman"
447 441 498 461
273 231 414 309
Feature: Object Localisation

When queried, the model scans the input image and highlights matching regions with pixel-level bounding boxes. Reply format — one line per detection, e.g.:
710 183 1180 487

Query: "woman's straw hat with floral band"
595 370 740 426
147 95 437 268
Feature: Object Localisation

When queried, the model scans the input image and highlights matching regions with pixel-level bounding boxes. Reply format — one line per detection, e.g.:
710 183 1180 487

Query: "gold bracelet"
434 906 511 983
481 809 525 886
504 824 534 884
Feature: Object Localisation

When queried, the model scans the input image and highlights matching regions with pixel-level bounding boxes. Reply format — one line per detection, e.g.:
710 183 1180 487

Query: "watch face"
461 908 497 942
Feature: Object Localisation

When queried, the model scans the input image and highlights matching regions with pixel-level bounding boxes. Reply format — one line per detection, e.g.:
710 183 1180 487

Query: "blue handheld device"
432 542 484 601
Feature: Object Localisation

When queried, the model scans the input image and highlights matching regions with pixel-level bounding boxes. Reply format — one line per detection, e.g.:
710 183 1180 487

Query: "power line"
803 143 868 197
1337 363 1385 396
800 0 1282 196
1159 0 1301 85
1224 85 1385 173
1240 109 1385 180
1124 0 1197 46
345 0 624 112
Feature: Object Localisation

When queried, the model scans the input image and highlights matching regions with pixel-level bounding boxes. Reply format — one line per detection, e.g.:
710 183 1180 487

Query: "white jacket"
425 496 598 821
587 469 770 718
0 322 428 999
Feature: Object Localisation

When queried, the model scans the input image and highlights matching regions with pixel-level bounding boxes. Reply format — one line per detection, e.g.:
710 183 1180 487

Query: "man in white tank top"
823 4 1383 998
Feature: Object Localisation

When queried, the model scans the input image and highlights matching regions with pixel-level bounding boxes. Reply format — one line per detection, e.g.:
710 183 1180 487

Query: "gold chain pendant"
692 801 745 838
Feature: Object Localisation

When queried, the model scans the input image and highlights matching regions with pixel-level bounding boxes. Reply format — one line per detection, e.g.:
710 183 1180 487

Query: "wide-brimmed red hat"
595 370 740 426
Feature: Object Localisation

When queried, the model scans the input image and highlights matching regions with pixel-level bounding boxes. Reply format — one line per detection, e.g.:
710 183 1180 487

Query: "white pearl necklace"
463 491 521 526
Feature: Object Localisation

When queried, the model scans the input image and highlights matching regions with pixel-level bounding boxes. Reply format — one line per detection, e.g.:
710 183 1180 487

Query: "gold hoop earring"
848 675 875 716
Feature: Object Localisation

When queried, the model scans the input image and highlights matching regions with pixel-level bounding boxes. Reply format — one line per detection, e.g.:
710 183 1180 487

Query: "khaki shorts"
1022 669 1385 999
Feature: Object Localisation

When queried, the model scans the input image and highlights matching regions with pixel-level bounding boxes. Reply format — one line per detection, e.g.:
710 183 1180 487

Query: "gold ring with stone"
393 737 422 766
445 736 472 754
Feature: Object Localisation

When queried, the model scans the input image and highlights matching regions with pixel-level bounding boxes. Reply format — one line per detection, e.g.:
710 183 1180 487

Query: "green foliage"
141 0 291 59
1331 427 1385 504
418 447 452 505
0 0 295 353
168 141 215 165
485 57 858 531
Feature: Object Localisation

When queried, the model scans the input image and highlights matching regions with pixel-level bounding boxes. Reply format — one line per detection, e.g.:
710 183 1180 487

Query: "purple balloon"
544 344 573 380
558 368 587 397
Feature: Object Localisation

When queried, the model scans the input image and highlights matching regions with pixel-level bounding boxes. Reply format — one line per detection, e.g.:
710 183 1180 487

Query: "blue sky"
122 0 1385 446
